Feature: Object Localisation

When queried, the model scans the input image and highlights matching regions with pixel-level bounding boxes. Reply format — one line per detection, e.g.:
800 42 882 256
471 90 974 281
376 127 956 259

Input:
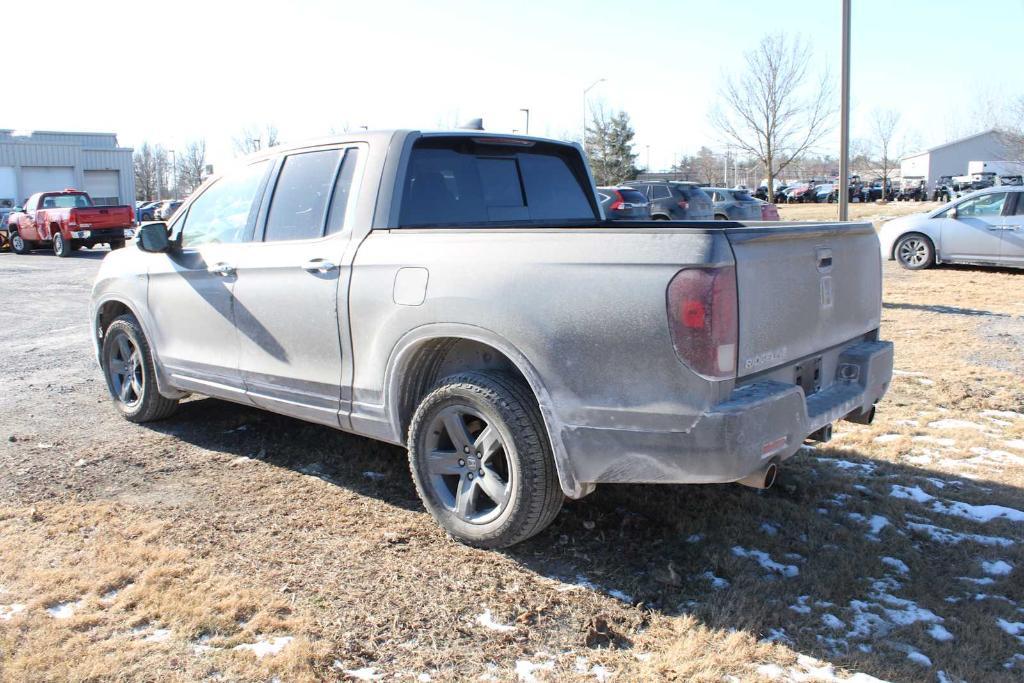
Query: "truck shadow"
147 396 1024 680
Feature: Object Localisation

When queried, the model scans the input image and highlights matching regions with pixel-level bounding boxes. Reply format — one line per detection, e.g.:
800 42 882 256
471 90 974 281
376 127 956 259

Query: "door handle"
301 259 337 273
208 262 235 276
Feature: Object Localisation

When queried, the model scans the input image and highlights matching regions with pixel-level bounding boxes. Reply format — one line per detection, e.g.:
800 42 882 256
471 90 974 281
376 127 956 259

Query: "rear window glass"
732 191 752 201
41 194 92 209
618 189 647 204
399 139 595 227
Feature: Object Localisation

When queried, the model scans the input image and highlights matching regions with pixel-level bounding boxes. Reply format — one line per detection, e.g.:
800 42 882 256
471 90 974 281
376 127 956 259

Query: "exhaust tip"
737 462 778 490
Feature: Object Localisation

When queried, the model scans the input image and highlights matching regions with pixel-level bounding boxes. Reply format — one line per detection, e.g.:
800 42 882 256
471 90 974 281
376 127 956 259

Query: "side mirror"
948 206 958 220
137 222 171 253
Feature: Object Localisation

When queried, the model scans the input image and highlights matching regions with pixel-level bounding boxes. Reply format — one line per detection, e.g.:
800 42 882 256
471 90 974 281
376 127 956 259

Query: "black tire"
408 371 563 549
53 232 72 257
109 240 126 250
894 232 935 270
652 214 670 221
101 314 179 422
714 214 727 220
10 230 32 254
71 241 84 251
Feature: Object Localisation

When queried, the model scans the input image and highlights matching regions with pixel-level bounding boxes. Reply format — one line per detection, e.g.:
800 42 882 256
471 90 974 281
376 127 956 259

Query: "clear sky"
8 0 1023 172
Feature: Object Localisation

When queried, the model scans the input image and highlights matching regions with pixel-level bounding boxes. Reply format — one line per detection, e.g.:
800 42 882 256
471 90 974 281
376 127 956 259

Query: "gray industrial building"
0 130 134 209
900 129 1018 191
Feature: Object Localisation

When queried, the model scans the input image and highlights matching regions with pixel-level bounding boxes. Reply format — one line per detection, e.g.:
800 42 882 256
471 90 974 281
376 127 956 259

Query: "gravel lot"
1 245 1023 682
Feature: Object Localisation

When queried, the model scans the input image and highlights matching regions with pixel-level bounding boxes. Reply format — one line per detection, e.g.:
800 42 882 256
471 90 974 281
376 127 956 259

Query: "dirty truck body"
91 130 893 546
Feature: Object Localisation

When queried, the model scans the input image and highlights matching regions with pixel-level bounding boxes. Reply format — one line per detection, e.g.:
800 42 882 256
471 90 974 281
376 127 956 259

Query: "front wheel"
895 233 935 270
101 314 179 422
408 371 563 549
53 232 72 257
10 230 32 254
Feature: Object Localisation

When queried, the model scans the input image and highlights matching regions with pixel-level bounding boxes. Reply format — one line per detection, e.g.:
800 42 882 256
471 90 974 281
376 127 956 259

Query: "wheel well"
50 222 61 237
96 301 132 341
892 231 933 259
395 338 533 440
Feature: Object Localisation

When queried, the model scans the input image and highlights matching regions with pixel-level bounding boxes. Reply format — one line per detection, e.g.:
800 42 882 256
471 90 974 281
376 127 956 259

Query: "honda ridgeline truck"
90 130 893 548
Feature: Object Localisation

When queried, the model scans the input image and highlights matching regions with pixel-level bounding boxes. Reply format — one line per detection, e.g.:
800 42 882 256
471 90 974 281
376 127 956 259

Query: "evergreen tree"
585 108 640 185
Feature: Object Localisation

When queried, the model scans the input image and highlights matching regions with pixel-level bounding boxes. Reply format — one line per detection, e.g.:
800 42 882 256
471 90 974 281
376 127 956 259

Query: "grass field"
777 201 943 225
1 252 1023 682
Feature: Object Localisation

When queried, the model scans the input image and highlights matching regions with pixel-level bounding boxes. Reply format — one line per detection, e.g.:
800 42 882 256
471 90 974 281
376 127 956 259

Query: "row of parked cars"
136 199 184 222
597 181 780 221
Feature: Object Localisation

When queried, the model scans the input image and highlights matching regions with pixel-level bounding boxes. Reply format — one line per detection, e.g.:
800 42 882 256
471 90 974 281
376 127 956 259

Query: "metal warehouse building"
900 129 1017 191
0 130 134 209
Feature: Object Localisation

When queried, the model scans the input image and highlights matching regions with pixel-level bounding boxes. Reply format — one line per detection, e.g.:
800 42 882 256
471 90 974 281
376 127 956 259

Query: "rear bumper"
71 228 135 240
561 340 893 486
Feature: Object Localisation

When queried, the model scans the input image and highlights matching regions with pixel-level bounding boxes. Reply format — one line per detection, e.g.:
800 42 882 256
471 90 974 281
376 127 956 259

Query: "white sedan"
878 186 1024 270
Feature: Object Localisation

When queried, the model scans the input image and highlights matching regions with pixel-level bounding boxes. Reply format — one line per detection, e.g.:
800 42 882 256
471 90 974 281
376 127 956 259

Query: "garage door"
22 166 75 201
0 167 15 207
84 170 121 206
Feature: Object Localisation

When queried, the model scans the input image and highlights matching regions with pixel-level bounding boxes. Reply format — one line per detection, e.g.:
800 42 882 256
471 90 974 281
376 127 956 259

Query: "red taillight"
609 199 623 211
666 266 738 379
677 200 689 210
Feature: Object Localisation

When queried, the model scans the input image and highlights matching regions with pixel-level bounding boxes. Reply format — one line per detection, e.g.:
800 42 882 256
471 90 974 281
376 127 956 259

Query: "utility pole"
520 108 530 135
646 145 651 171
839 0 852 221
582 78 605 148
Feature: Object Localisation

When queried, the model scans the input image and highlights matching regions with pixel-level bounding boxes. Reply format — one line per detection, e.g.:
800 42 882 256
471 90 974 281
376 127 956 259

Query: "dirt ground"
1 240 1023 683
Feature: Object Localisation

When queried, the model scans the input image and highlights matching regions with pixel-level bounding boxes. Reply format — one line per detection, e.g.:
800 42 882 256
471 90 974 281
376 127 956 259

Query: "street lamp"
582 78 605 146
839 0 851 221
520 108 530 135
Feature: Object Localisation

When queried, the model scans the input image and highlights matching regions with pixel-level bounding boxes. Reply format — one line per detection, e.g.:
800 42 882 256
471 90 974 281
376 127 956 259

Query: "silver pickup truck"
90 130 893 548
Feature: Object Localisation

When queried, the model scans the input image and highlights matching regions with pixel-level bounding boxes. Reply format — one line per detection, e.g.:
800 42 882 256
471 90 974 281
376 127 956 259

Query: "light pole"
839 0 851 221
582 78 605 147
520 108 530 135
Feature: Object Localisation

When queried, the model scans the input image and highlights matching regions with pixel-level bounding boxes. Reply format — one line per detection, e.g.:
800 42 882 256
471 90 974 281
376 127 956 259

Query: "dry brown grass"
2 260 1023 682
777 201 943 224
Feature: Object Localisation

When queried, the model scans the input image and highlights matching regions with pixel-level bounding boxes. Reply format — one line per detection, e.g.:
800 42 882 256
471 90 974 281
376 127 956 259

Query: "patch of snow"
143 628 172 643
869 515 891 535
685 533 704 543
515 658 555 682
918 378 935 385
46 601 79 619
928 419 985 431
230 456 252 465
893 370 925 376
789 595 812 614
814 457 877 475
983 560 1013 576
907 651 932 667
890 484 934 503
998 619 1024 636
417 675 431 682
881 557 909 574
912 436 957 447
338 666 383 681
981 409 1024 420
959 576 995 585
760 628 792 645
700 571 730 589
0 603 26 620
760 521 779 536
732 547 799 577
1004 439 1024 451
362 471 386 481
475 609 515 632
874 434 902 443
233 635 294 658
608 588 632 603
822 614 845 630
936 499 1024 523
929 624 954 641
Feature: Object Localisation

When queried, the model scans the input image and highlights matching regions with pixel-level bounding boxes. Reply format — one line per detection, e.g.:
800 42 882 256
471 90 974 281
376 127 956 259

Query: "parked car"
814 183 836 203
758 200 780 221
597 186 649 220
896 177 927 202
878 186 1024 270
153 199 183 221
704 187 762 220
622 180 713 220
91 129 893 548
137 201 161 222
782 183 815 203
8 189 135 256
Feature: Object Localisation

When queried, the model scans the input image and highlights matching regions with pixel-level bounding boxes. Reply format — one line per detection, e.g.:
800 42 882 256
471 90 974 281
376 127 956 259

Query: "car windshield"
40 194 92 209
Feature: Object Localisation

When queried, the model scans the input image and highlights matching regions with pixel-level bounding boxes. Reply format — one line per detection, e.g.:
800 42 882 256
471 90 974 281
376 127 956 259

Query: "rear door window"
650 185 671 200
264 149 342 241
399 138 595 226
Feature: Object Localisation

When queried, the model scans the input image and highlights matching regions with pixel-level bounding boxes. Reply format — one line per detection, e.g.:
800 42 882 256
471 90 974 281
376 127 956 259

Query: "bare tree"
233 124 279 156
176 140 208 194
871 109 901 202
710 33 834 195
133 143 158 201
693 147 723 185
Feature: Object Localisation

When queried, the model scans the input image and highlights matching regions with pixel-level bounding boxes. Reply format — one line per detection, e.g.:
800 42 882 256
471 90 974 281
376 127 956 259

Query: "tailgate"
73 206 132 228
726 223 881 378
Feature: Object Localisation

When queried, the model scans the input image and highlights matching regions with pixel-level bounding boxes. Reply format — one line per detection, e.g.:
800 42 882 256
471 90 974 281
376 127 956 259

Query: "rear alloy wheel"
53 232 72 257
408 371 562 548
101 314 179 422
895 233 935 270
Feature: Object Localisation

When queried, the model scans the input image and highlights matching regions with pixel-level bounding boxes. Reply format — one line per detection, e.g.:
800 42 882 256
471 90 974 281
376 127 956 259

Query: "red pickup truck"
9 189 135 257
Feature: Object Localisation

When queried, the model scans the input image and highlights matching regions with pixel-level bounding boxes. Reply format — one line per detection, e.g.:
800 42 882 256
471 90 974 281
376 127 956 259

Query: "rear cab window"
398 137 597 227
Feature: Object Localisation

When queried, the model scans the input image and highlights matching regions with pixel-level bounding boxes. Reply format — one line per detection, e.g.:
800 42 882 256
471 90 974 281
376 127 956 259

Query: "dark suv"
623 181 713 220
